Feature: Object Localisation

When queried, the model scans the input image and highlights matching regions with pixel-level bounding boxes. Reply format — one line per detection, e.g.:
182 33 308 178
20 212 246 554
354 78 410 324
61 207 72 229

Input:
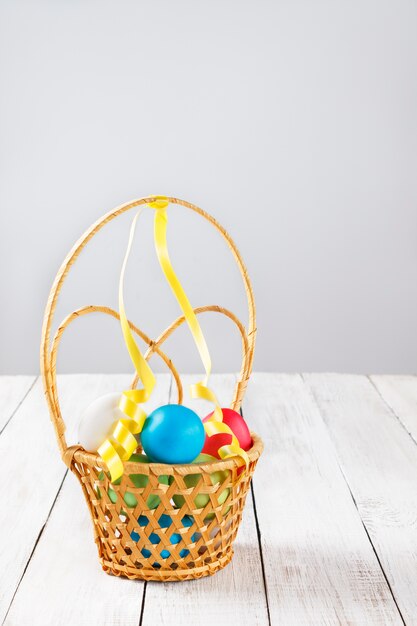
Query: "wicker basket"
40 196 263 582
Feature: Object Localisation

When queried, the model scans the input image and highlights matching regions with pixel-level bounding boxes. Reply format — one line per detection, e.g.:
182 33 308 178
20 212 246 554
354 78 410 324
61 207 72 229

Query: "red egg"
202 432 232 458
203 408 252 451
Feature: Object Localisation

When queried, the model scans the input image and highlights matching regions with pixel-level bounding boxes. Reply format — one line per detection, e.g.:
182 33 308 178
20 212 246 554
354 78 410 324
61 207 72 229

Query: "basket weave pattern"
40 196 263 581
73 436 262 581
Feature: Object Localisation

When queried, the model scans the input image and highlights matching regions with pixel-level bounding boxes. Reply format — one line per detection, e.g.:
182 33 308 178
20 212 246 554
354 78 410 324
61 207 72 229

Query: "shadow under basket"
69 434 263 581
40 195 263 582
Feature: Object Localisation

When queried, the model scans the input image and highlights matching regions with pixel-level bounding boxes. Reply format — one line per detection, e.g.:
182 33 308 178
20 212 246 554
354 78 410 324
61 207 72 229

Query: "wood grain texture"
0 377 64 624
305 373 417 625
4 473 144 626
244 373 401 625
4 375 171 626
0 375 36 432
371 375 417 445
141 374 269 626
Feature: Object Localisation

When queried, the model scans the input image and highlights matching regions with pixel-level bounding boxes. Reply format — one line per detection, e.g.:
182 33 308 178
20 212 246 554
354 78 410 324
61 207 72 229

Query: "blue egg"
130 512 197 562
159 514 173 528
181 515 194 532
141 404 205 464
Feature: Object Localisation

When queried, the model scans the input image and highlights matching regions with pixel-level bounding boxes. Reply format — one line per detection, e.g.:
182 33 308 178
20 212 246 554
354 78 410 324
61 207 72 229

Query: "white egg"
78 392 125 452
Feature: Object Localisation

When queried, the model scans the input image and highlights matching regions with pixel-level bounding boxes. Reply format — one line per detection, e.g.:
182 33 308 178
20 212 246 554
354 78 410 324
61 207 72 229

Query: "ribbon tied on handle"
98 196 249 482
149 196 249 471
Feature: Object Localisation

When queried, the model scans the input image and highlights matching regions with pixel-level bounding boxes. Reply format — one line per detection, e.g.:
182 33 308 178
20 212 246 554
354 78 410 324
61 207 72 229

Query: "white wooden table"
1 373 417 626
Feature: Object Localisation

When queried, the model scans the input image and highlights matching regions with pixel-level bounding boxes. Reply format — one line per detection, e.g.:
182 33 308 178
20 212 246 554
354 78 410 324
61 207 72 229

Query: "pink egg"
203 408 252 451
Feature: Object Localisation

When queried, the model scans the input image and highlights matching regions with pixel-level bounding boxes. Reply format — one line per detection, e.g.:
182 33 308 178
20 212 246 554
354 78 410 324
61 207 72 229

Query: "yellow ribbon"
98 211 155 481
98 197 249 480
149 196 249 470
204 418 249 468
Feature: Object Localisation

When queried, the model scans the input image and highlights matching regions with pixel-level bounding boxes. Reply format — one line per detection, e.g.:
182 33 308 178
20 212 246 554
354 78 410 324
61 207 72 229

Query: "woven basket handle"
40 196 256 460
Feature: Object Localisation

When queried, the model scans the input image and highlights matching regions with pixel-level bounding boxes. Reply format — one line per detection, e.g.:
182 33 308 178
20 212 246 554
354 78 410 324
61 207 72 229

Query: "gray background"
1 0 416 376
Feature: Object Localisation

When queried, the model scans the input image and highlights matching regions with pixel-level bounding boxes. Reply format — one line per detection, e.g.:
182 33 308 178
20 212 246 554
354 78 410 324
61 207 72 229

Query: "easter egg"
141 404 205 464
203 408 252 454
78 392 124 451
98 454 169 510
131 513 198 560
193 453 218 463
125 454 169 509
202 432 232 458
173 453 230 510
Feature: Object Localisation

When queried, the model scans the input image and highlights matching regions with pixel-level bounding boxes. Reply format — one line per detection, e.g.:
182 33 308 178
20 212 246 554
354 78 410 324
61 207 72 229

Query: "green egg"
193 453 217 464
97 454 169 510
173 454 230 510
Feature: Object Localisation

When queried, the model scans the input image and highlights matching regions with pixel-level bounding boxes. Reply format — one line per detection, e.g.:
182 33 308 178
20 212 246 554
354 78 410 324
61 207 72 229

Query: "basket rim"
72 431 263 476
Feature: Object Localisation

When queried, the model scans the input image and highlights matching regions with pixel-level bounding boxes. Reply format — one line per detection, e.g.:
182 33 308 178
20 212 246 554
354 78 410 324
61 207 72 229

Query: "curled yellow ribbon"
150 199 221 414
149 196 248 470
204 419 249 469
98 197 248 480
98 212 154 481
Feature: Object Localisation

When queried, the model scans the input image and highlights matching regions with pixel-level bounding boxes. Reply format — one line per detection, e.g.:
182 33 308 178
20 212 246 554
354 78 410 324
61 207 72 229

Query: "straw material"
72 434 262 581
40 196 263 581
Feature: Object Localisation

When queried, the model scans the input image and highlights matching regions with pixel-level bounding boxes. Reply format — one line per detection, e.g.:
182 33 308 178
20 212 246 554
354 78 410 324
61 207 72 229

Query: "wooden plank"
0 376 65 624
4 473 144 626
4 374 171 626
243 373 401 625
141 374 269 626
0 375 36 432
371 375 417 444
305 373 417 625
0 374 142 624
